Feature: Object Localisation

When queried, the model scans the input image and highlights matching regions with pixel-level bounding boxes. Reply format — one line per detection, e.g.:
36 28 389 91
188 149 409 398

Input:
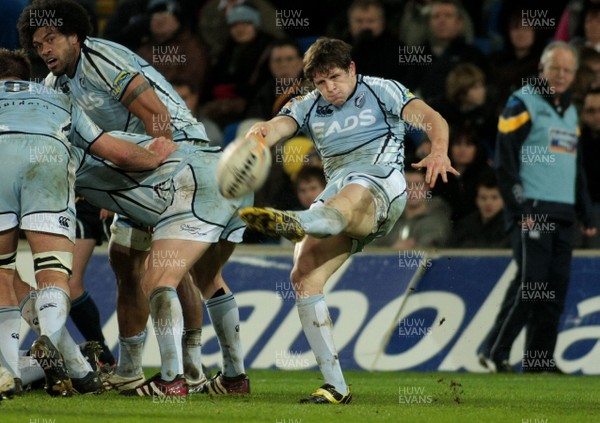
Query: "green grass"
1 370 599 423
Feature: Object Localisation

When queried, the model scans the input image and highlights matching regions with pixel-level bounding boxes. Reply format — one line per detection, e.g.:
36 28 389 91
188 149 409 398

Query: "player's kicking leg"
241 178 404 404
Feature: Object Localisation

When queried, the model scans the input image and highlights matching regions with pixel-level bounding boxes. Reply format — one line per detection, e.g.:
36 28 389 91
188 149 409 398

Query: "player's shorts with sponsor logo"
0 134 75 241
111 149 253 246
313 164 406 252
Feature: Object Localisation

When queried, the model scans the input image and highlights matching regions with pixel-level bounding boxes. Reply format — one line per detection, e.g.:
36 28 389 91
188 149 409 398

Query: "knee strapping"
0 251 17 270
32 251 73 276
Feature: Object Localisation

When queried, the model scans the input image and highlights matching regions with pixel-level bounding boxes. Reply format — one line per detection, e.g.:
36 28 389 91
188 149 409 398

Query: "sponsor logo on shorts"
11 332 19 340
58 216 70 228
180 224 207 236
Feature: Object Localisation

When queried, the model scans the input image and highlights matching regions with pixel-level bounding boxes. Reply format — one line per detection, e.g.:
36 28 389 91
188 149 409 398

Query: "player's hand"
246 123 268 139
146 136 177 162
581 226 597 237
411 152 459 188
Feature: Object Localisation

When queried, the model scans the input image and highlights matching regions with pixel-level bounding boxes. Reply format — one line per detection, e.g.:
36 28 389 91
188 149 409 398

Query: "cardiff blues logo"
355 92 366 108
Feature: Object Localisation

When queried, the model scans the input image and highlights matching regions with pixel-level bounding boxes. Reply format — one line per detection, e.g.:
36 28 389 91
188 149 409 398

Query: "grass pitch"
1 369 598 423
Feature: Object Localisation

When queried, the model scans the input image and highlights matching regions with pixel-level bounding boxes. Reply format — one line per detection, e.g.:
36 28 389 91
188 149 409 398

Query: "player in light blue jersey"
240 38 458 404
67 131 252 396
18 0 239 393
0 49 175 397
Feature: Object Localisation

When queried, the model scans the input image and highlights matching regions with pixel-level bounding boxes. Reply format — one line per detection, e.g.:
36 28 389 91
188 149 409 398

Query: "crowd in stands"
5 0 600 249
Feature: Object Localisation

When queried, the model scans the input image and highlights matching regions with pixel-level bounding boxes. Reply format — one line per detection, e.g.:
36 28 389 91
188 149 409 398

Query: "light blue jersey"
0 80 103 148
279 75 416 179
45 37 208 143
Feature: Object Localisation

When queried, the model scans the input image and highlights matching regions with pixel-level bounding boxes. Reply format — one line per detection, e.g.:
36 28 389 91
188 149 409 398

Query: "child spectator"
450 172 510 248
295 166 326 209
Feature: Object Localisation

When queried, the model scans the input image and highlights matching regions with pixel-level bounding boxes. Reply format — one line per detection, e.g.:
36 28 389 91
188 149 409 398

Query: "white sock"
149 287 184 381
20 292 91 378
182 328 205 382
296 206 347 238
0 307 21 378
116 330 146 378
205 292 245 377
297 294 347 395
35 286 70 346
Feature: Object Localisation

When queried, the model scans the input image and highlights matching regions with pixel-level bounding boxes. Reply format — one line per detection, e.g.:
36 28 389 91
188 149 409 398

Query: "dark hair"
303 38 353 81
18 0 93 50
348 0 384 16
446 63 485 104
269 38 302 59
0 49 31 80
477 170 499 190
296 166 326 187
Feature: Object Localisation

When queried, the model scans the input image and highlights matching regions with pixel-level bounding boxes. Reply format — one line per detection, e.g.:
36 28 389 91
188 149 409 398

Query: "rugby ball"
217 133 272 199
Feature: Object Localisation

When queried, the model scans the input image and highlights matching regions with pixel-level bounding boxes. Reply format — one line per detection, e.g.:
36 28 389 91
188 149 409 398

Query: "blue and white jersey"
45 37 207 142
0 80 103 150
71 132 218 226
279 75 416 178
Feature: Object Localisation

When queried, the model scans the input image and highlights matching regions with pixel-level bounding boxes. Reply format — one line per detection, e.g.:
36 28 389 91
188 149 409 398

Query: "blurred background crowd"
2 0 599 250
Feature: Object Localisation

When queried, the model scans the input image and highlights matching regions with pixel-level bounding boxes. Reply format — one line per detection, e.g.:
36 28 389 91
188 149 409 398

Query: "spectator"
201 2 274 128
571 3 600 52
430 63 498 158
342 0 404 80
579 87 600 247
489 8 546 112
432 126 492 223
198 0 285 65
372 167 451 249
403 0 488 102
295 166 327 209
450 172 510 248
137 0 209 101
245 38 308 120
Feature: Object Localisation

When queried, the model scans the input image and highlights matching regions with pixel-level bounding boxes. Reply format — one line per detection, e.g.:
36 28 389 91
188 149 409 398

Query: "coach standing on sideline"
481 41 596 373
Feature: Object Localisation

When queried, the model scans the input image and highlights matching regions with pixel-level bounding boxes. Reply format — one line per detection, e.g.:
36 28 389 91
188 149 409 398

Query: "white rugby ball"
217 133 272 199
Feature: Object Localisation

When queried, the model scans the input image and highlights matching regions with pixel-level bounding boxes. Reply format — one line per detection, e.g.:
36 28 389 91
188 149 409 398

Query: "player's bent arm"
403 99 458 187
121 74 173 139
402 99 449 154
247 116 299 147
90 134 176 171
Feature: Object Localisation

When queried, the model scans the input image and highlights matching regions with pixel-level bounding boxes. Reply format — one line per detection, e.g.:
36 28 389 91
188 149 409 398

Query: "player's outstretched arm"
121 74 173 140
404 98 459 187
90 134 177 171
245 116 299 147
